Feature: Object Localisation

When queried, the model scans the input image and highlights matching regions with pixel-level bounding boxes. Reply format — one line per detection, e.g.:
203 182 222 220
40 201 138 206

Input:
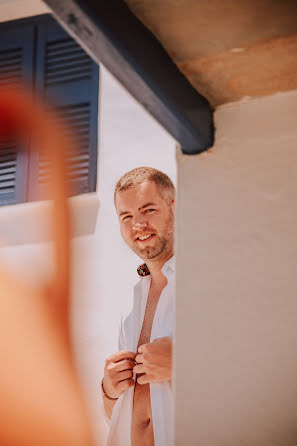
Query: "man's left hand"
134 336 172 385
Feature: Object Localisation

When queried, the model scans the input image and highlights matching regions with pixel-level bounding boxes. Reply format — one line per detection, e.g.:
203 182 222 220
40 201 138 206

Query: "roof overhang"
43 0 214 155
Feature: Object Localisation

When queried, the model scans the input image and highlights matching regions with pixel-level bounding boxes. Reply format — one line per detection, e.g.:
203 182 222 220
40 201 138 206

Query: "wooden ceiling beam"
43 0 214 155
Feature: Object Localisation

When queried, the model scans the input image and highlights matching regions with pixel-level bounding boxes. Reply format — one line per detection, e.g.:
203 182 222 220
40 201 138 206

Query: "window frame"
0 13 99 206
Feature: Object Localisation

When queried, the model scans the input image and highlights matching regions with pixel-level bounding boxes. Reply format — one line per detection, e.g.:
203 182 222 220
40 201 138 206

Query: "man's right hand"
103 350 136 399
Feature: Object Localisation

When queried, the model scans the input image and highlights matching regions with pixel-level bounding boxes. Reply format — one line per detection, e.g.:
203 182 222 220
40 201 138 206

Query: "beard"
128 209 174 261
133 234 169 260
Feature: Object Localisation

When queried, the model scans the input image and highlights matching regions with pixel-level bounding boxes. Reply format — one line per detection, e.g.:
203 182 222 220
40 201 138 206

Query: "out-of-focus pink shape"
0 88 96 446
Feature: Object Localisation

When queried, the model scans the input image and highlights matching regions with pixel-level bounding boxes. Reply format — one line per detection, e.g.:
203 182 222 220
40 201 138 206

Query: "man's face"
115 181 174 262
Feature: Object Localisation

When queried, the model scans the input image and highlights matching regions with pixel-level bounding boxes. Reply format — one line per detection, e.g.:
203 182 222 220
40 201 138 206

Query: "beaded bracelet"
101 378 118 401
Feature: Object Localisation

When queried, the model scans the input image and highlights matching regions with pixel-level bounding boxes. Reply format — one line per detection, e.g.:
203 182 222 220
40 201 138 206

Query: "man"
101 167 175 446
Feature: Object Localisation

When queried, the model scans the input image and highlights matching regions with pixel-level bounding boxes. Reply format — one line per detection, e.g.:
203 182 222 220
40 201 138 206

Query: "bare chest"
132 283 166 444
137 287 162 349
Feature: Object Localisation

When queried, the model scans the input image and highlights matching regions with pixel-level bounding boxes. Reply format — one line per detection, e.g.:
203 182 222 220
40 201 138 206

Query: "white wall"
0 0 50 21
175 90 297 446
0 2 176 444
71 66 176 443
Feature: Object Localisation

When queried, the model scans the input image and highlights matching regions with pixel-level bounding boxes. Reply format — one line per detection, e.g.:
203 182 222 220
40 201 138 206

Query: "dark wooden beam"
43 0 214 154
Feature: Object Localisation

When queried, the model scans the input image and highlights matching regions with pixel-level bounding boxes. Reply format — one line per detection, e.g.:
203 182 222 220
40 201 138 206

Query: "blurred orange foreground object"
0 88 95 446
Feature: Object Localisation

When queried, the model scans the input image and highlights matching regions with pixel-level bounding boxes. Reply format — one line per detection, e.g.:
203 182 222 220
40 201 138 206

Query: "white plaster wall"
71 66 176 444
0 70 176 445
0 2 176 444
0 0 50 21
175 90 297 446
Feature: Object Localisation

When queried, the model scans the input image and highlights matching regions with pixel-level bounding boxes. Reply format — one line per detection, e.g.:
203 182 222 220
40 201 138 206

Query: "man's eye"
123 215 132 222
145 209 155 213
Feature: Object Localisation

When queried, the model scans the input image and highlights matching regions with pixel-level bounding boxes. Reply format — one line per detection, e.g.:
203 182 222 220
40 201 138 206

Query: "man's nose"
132 219 148 230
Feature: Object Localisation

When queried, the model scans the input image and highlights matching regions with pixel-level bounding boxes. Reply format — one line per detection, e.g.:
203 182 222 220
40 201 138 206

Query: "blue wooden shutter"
28 15 99 201
0 23 34 205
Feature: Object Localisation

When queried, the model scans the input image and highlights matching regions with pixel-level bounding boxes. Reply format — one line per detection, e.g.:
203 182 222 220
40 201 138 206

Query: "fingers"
152 336 172 343
113 358 136 372
135 353 144 364
138 343 148 354
137 374 149 385
118 378 134 393
102 370 134 399
133 363 145 374
107 350 136 363
118 369 133 381
103 350 136 399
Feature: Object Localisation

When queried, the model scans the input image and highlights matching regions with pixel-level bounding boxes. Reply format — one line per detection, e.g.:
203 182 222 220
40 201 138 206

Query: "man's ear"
171 199 175 213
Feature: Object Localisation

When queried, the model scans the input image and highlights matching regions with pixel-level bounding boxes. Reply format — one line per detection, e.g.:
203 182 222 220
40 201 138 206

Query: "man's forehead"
115 181 162 211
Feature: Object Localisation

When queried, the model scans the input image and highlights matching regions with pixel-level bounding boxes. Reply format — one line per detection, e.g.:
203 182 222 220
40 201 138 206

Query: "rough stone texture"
125 0 297 105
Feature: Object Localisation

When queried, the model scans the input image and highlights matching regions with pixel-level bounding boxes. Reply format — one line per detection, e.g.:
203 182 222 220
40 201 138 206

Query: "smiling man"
102 167 175 446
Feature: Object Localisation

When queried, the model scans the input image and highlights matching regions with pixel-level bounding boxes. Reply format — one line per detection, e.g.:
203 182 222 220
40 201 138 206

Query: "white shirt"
106 256 175 446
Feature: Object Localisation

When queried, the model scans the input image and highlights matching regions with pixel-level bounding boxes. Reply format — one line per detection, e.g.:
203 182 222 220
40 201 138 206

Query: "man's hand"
103 350 136 399
133 337 172 385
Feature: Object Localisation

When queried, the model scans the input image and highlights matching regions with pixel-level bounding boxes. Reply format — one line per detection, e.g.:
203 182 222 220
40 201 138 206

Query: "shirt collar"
137 256 175 277
161 255 175 275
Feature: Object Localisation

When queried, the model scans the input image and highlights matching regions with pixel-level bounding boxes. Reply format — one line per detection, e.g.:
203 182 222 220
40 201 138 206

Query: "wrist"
101 378 118 401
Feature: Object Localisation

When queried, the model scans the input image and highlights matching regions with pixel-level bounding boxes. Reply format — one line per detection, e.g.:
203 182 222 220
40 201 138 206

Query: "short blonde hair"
114 167 175 205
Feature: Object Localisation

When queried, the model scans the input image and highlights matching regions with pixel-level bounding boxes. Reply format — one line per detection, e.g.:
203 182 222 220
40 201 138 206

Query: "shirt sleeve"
101 317 126 429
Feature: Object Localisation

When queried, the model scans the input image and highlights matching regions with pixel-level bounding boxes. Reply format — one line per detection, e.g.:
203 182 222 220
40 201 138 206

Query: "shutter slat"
46 55 90 70
0 22 33 205
0 153 16 162
45 37 92 87
46 68 92 84
0 188 15 196
0 59 22 69
67 167 89 176
67 169 89 178
0 166 17 174
37 102 92 183
46 46 85 57
0 139 17 196
0 36 23 98
0 48 22 60
52 102 90 116
68 162 89 172
28 16 98 201
39 153 89 166
46 62 92 77
0 78 22 87
0 179 16 188
0 75 22 82
45 73 91 87
0 173 16 181
41 99 92 172
46 38 79 52
0 161 17 170
0 155 17 163
0 44 23 89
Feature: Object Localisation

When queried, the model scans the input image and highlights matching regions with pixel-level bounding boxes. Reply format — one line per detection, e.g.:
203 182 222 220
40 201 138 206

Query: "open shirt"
106 256 175 446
